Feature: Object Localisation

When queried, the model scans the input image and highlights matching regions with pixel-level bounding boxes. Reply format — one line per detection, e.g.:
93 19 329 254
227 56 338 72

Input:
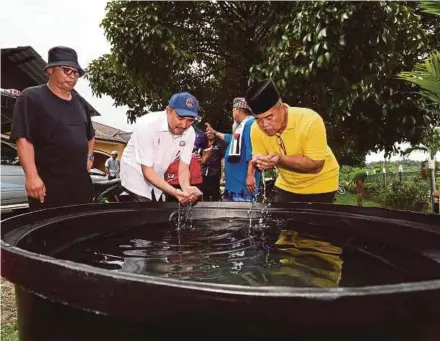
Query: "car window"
1 142 20 165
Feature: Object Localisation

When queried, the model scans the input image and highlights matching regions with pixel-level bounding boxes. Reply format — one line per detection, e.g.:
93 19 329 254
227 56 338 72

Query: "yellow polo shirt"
250 106 339 194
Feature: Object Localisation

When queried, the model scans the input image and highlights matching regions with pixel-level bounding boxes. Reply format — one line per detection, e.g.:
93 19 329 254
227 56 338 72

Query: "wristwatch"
87 154 95 162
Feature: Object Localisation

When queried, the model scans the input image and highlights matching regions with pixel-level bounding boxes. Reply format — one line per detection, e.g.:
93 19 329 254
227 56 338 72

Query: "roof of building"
92 121 131 144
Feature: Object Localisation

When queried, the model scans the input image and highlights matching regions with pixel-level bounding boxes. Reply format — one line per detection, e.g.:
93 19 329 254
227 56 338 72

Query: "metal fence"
364 171 423 183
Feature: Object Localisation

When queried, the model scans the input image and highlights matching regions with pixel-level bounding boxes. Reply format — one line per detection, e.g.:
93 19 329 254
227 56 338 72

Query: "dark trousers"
273 186 336 203
28 179 93 211
201 175 221 201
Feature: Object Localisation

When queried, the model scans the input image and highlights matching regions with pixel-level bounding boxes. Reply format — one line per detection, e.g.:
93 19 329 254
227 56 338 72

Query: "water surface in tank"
55 215 440 288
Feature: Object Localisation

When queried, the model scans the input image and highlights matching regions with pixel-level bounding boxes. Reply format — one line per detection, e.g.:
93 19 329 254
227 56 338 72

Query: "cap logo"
186 97 195 108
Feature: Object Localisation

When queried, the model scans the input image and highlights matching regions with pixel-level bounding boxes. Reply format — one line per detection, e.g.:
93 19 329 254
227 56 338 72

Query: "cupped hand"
252 153 281 171
186 186 203 203
174 189 191 203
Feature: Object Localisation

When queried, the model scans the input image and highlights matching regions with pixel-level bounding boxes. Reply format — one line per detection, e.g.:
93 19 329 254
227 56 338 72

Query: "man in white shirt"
120 92 203 203
105 150 120 179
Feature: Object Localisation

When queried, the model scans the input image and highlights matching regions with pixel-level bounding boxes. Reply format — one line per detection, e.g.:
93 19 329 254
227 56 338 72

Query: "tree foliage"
399 1 440 113
87 1 440 165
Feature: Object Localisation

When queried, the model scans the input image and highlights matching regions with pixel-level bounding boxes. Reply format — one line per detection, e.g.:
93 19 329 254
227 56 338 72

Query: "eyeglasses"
59 67 81 78
276 134 287 155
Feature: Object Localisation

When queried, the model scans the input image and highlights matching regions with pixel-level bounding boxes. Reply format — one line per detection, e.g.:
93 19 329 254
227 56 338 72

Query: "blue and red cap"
169 92 199 119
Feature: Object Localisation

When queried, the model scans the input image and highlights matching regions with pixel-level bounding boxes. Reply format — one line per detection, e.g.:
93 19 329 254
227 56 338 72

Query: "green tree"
399 1 440 113
252 1 440 162
87 1 439 164
87 1 299 129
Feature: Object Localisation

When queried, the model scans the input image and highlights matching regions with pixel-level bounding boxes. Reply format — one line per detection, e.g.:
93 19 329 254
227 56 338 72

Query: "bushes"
381 179 430 211
364 177 431 212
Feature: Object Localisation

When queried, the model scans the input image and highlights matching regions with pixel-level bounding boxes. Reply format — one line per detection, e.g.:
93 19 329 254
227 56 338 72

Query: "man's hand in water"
174 189 191 203
184 186 203 203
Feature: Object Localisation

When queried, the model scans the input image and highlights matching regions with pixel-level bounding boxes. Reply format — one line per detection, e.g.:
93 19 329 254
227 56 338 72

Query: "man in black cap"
10 46 96 210
246 79 339 203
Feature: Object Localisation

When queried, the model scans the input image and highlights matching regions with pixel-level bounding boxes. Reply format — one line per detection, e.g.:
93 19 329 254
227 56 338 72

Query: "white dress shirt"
121 111 195 199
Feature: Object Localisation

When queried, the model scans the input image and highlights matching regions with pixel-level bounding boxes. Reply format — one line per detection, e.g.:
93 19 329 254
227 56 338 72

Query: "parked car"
0 137 113 217
1 137 27 216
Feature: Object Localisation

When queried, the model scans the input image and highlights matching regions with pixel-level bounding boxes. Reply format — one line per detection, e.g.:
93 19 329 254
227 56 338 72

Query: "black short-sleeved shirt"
10 84 95 206
202 139 226 178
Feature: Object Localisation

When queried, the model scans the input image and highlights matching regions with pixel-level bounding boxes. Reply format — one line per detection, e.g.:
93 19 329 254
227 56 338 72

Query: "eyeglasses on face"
59 66 81 78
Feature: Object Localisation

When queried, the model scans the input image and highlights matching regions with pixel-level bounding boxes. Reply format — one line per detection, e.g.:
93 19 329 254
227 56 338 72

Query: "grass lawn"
1 323 18 341
1 277 18 341
334 192 381 207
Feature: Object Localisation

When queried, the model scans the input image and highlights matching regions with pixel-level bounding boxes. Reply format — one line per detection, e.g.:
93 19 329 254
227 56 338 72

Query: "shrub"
364 179 385 198
380 178 430 212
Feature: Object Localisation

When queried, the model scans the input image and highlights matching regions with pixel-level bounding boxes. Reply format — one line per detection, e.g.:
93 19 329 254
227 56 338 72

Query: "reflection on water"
56 217 439 287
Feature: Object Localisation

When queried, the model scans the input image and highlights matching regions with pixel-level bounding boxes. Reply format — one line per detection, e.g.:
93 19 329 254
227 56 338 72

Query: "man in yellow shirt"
245 79 339 203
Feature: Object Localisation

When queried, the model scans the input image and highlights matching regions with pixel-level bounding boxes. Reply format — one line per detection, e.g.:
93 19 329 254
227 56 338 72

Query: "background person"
201 129 227 201
10 46 95 210
105 150 120 180
205 97 261 202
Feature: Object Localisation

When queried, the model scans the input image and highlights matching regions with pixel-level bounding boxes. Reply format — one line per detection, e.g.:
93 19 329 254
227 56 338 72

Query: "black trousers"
28 177 93 211
201 175 222 201
273 186 336 203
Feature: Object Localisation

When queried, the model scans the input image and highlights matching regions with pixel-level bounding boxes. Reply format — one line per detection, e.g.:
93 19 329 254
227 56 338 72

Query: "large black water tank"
2 202 440 341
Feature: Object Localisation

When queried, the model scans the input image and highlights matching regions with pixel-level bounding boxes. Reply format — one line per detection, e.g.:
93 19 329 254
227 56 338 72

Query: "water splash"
261 175 267 204
175 202 195 230
247 199 256 230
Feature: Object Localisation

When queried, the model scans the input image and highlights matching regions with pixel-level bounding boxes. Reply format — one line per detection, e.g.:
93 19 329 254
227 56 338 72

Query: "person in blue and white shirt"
120 92 202 203
105 150 120 180
205 98 261 202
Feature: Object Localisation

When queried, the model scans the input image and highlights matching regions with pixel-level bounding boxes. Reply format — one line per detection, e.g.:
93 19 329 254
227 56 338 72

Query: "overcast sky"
1 0 437 163
0 0 133 132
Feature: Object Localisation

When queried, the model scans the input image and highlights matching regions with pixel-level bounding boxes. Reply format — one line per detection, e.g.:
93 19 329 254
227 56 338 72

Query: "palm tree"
401 129 440 160
399 52 440 110
419 0 440 15
398 2 440 111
